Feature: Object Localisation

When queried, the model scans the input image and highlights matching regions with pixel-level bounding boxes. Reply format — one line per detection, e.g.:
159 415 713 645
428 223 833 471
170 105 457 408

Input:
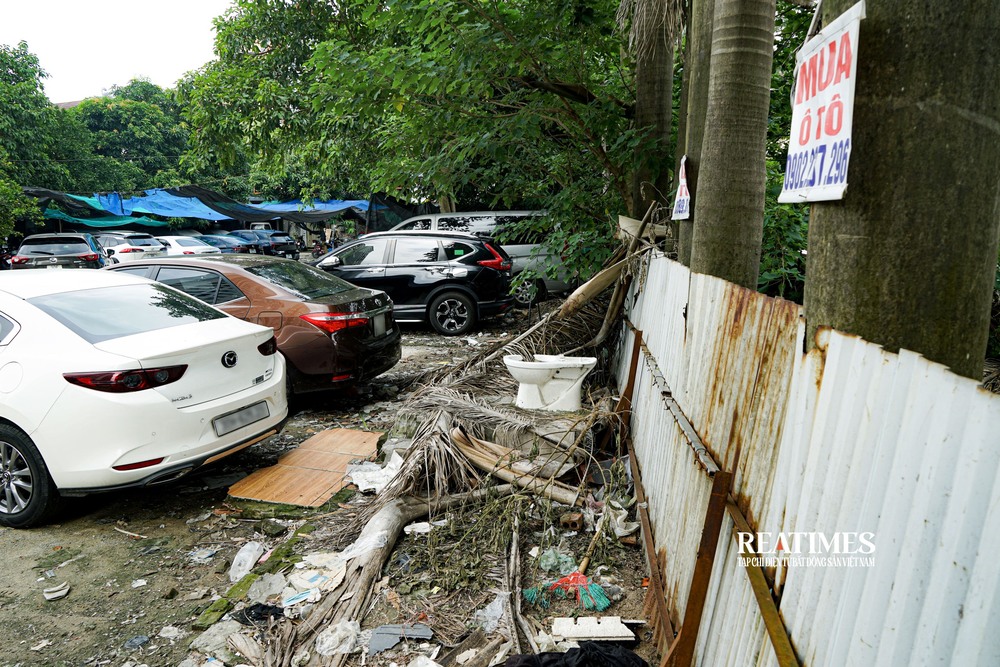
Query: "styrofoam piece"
550 616 635 641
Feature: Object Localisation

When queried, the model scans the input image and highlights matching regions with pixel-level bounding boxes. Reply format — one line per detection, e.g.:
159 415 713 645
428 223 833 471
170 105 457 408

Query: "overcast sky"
0 0 234 103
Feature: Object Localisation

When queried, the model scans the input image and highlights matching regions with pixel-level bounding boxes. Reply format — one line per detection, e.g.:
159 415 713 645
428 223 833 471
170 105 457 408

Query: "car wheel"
0 425 60 528
429 291 477 336
513 279 547 309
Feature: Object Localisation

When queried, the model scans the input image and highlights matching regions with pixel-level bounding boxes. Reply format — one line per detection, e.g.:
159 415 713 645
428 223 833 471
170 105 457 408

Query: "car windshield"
19 238 90 255
246 260 355 300
124 235 161 247
29 283 226 344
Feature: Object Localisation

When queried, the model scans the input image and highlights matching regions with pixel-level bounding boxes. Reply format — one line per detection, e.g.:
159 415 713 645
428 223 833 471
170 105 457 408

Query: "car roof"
0 267 148 299
107 254 291 271
358 230 489 241
22 232 91 240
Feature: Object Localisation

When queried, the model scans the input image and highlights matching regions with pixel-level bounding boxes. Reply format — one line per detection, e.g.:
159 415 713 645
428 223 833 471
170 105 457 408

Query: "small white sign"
671 155 691 220
778 1 866 203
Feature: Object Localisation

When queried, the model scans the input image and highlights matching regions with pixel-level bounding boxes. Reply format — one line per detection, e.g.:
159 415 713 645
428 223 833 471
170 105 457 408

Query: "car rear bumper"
37 356 289 491
289 326 402 393
478 296 516 319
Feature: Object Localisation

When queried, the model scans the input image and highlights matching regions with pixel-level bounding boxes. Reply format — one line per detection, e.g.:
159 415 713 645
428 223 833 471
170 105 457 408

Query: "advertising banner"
778 1 866 203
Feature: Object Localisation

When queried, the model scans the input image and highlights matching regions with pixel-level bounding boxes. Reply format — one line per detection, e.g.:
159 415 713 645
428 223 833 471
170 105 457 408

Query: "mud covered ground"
0 309 656 667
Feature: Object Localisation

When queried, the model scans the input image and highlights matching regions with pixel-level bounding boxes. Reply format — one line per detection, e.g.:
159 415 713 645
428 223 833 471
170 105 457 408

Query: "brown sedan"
109 255 401 394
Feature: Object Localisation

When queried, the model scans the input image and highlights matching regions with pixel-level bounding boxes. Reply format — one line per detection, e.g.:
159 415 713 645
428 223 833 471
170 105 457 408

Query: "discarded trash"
131 579 147 589
347 451 404 494
507 641 646 667
403 519 448 535
288 564 345 592
473 592 508 634
538 548 576 575
528 546 540 558
409 656 444 667
607 502 639 537
29 640 52 651
42 581 70 601
315 619 361 655
189 548 218 564
302 551 344 569
158 625 188 640
550 617 635 642
186 512 212 524
560 512 584 531
368 623 434 655
123 635 151 650
248 572 287 603
340 531 389 561
229 541 266 582
233 603 285 626
282 588 321 607
456 649 479 664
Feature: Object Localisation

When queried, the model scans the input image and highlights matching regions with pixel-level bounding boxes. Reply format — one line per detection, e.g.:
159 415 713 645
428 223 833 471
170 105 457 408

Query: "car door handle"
364 268 382 274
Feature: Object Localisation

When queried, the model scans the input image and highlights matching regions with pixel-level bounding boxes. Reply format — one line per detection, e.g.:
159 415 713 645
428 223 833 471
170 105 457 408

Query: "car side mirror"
106 248 115 256
318 255 341 268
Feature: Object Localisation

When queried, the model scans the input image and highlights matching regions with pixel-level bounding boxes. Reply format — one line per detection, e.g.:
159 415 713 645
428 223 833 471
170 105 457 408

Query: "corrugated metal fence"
618 252 1000 666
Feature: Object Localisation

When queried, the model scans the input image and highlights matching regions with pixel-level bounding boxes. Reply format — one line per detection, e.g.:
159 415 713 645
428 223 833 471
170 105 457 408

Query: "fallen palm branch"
450 424 581 507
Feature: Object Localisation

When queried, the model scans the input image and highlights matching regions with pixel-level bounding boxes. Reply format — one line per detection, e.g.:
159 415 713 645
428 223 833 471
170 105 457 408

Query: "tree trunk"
668 3 690 256
803 1 1000 380
676 0 716 266
689 0 775 288
631 19 675 218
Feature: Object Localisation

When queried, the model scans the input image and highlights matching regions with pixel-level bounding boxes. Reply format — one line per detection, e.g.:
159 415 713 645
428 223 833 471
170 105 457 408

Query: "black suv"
11 232 110 269
314 231 514 335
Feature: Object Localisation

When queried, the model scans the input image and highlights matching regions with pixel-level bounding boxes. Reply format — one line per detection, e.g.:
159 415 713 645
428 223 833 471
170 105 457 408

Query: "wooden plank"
227 428 380 506
228 466 346 506
297 429 382 455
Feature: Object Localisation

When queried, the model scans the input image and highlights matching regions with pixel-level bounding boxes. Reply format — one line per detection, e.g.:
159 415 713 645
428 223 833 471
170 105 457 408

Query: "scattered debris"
315 619 361 655
42 581 70 601
123 635 150 650
551 617 635 642
228 541 265 583
130 579 147 589
348 450 405 493
369 623 435 655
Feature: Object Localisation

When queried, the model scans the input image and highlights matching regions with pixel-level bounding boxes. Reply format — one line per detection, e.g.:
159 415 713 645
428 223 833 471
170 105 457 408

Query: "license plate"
374 313 387 337
213 401 269 436
46 265 63 269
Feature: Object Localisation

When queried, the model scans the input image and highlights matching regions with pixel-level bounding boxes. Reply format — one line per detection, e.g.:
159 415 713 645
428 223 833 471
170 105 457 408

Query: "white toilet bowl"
503 354 598 411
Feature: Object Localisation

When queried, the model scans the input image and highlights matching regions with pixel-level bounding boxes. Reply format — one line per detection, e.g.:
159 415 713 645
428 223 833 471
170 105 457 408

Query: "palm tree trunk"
804 0 1000 380
689 0 775 288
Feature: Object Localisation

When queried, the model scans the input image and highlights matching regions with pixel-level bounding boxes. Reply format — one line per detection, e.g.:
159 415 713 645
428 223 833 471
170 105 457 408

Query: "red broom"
548 512 612 611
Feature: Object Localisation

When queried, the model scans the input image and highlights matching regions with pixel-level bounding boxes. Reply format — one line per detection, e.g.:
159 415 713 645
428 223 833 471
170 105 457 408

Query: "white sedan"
0 270 288 528
156 235 222 256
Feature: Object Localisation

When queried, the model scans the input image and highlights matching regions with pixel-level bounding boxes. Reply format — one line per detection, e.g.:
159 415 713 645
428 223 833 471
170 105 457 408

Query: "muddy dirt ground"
0 309 655 667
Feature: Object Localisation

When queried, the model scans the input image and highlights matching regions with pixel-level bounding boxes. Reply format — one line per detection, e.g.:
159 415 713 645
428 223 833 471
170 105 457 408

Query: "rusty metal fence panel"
618 251 1000 666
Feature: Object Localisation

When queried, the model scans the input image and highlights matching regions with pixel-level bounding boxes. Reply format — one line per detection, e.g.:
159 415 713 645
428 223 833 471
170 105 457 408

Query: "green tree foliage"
69 78 189 191
179 0 645 277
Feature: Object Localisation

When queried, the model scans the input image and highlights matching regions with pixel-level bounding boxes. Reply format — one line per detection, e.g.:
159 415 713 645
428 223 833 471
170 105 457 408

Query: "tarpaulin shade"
43 209 170 228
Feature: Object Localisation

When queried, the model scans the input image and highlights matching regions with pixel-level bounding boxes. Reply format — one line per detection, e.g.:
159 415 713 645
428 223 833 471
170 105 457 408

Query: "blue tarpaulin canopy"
44 209 170 228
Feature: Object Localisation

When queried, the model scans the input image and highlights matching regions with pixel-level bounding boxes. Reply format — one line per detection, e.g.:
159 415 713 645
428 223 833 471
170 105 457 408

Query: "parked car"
199 234 250 254
0 269 288 528
225 230 266 254
109 255 401 394
10 232 110 269
155 235 222 256
313 231 514 336
256 231 300 260
388 211 575 307
96 231 166 263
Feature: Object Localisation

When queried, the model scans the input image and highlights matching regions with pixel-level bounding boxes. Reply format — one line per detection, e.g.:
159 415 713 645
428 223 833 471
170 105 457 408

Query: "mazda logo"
221 351 239 368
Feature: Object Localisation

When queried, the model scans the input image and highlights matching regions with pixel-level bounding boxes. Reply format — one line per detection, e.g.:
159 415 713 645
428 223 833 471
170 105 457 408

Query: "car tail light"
113 457 165 471
80 253 99 262
10 255 28 265
300 312 370 335
119 247 141 253
63 365 187 393
257 336 278 355
477 243 512 271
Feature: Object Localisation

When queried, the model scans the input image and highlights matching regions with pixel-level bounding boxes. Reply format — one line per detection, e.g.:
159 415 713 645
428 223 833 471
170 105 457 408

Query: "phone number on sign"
784 138 851 191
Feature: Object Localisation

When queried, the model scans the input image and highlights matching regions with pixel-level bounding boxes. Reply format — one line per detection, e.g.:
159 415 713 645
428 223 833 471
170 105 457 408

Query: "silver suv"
389 211 573 306
96 231 165 263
